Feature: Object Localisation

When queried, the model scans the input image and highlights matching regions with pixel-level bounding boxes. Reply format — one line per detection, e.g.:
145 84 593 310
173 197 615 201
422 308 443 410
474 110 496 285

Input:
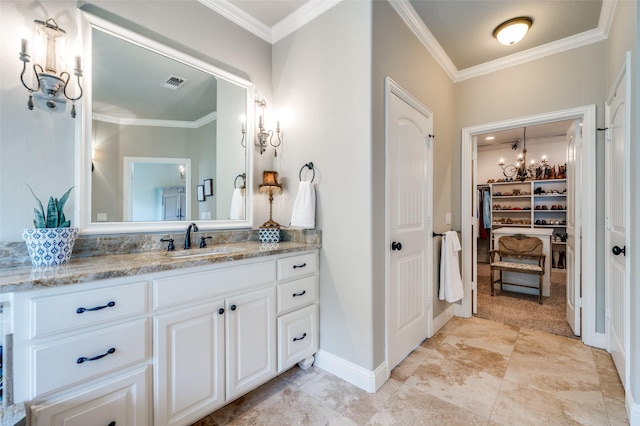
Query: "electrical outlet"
445 212 451 225
97 213 107 221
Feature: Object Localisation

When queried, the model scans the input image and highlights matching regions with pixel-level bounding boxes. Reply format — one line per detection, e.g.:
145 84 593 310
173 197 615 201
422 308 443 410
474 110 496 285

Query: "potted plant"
22 185 78 267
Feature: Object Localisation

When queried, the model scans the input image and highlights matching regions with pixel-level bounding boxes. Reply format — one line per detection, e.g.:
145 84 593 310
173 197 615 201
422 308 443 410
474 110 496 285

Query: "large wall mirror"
78 12 253 233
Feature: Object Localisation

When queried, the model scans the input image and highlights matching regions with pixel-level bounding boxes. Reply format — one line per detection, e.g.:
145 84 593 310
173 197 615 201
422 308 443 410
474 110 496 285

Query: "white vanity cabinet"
276 252 319 371
12 279 152 426
11 248 319 426
152 258 277 426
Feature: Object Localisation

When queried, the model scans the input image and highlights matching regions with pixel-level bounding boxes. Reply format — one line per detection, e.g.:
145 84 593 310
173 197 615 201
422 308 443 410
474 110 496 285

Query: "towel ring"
234 173 246 189
298 162 315 182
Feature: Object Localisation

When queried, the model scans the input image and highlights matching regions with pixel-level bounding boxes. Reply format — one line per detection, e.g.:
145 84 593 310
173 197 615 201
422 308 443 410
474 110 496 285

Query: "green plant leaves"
27 185 74 228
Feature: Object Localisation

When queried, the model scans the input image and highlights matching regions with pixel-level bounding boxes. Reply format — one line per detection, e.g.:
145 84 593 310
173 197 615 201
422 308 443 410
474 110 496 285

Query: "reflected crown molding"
93 111 217 128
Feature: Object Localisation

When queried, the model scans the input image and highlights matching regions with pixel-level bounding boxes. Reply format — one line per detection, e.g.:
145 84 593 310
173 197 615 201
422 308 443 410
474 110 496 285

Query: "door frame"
460 105 599 347
384 77 434 375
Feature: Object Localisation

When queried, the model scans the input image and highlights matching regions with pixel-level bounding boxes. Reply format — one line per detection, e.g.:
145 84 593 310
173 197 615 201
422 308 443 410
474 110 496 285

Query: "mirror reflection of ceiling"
92 29 217 122
203 0 606 72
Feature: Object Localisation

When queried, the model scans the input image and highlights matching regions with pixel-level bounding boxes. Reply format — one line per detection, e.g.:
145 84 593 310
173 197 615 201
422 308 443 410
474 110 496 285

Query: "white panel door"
605 54 630 386
386 80 433 370
565 119 581 336
154 301 225 426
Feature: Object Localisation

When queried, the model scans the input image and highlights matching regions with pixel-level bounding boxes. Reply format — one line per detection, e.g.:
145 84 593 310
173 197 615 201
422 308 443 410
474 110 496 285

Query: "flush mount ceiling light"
493 17 533 46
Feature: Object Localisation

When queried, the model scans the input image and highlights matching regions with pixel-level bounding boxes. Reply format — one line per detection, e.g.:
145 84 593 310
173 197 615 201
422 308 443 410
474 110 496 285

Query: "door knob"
612 245 626 256
391 241 402 251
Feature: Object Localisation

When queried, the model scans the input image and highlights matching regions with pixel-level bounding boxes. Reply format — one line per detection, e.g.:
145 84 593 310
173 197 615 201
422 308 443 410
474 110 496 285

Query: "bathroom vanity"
3 242 319 426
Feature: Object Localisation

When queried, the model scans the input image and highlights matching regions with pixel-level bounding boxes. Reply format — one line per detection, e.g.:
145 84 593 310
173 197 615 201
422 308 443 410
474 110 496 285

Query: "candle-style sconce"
254 99 282 156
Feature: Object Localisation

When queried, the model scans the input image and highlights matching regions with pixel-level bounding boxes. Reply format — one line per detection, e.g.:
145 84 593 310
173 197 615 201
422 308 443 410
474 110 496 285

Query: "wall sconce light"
19 18 84 118
178 165 185 181
493 17 533 46
255 99 282 157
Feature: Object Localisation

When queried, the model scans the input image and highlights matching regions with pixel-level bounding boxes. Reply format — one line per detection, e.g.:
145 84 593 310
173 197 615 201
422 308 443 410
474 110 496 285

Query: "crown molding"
456 28 608 82
391 0 616 83
93 111 217 128
271 0 343 43
198 0 343 44
197 0 272 42
387 0 458 81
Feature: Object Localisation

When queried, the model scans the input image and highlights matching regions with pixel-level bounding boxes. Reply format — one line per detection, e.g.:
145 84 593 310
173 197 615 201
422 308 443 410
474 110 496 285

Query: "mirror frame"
77 11 254 234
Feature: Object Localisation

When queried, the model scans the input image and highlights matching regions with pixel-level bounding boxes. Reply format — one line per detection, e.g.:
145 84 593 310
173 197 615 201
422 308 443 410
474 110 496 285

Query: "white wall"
272 1 374 370
0 0 273 241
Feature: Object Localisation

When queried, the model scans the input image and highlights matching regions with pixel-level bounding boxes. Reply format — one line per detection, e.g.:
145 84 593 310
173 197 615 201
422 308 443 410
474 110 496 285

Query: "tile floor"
193 317 629 425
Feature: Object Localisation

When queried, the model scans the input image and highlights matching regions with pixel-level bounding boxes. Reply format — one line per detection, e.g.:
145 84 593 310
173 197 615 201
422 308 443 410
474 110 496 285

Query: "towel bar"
433 231 459 237
234 173 246 189
299 162 315 182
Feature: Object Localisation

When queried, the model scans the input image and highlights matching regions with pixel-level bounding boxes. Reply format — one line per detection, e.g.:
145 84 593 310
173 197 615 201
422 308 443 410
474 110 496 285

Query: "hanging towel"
290 181 316 228
229 188 245 220
482 188 491 229
439 231 464 303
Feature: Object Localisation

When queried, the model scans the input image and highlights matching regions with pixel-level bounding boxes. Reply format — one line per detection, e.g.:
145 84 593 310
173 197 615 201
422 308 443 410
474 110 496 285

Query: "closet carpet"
475 262 577 339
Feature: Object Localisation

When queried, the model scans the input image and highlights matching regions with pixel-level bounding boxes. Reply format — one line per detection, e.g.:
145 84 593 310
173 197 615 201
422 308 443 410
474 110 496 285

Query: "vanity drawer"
277 253 317 281
29 281 148 338
153 260 276 309
30 318 149 398
277 304 318 372
277 276 317 314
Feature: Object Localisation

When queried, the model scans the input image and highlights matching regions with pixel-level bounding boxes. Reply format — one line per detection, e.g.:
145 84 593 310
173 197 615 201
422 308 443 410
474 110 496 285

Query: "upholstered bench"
489 234 546 304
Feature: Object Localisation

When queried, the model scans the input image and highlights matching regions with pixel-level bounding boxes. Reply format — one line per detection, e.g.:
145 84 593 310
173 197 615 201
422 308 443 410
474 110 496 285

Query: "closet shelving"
486 179 568 269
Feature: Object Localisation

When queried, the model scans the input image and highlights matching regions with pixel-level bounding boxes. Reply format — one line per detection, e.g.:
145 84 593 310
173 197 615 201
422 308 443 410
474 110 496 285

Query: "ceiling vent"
161 75 188 91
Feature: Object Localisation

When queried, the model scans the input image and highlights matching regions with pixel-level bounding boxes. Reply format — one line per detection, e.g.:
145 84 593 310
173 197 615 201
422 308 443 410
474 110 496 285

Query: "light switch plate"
445 212 451 225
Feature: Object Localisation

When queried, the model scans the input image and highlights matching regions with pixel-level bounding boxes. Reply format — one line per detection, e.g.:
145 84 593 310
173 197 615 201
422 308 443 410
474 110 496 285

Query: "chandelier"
498 127 549 181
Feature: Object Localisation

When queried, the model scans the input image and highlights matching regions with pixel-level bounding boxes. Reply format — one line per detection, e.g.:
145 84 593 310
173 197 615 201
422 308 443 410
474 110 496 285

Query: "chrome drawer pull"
293 263 307 269
293 333 307 342
77 347 116 364
76 301 116 314
292 290 306 297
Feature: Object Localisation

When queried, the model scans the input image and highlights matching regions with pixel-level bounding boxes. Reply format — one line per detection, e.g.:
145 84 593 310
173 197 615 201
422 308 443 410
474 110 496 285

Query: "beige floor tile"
490 379 610 426
299 368 403 424
368 383 489 426
390 341 432 382
228 389 358 425
404 355 503 418
428 334 511 379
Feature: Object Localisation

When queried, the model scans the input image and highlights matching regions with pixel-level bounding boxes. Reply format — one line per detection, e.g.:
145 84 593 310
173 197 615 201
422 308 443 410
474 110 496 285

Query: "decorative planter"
22 227 79 267
259 227 280 244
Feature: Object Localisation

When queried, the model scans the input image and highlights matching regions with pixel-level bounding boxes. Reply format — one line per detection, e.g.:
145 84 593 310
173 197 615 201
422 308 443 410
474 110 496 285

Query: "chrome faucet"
184 222 199 249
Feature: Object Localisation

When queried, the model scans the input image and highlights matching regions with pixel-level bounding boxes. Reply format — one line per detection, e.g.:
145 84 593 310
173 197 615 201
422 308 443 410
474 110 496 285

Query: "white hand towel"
439 231 464 303
290 181 316 228
229 188 245 220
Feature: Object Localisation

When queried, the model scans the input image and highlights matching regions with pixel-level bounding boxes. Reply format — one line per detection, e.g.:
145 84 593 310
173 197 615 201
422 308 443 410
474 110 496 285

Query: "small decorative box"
259 227 280 243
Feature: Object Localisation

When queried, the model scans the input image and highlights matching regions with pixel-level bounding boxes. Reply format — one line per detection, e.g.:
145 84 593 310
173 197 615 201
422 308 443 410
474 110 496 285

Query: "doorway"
474 120 577 338
460 105 599 347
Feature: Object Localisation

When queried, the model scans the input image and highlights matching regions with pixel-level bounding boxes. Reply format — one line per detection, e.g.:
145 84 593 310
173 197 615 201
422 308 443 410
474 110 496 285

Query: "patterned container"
22 227 79 267
258 227 280 243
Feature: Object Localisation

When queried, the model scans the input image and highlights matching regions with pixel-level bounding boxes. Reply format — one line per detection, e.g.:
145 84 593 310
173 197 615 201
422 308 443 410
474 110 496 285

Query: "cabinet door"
226 287 277 400
154 301 225 426
30 366 149 426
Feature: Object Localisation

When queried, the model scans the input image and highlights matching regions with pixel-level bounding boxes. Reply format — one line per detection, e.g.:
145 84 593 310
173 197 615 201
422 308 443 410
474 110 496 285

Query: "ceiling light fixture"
493 17 533 46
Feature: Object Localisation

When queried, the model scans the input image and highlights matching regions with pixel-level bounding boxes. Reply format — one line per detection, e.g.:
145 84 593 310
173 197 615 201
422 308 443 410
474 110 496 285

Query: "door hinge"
576 297 582 308
605 307 611 319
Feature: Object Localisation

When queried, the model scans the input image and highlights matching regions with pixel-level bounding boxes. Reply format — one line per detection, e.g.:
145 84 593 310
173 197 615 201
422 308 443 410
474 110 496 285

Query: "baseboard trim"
313 349 387 393
628 389 640 426
434 304 455 335
590 331 607 350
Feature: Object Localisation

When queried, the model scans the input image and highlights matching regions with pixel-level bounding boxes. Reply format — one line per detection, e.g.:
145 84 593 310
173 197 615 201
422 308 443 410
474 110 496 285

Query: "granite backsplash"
1 228 321 268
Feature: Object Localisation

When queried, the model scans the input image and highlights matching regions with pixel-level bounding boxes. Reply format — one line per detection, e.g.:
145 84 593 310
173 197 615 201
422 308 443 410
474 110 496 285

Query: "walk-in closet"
474 119 577 338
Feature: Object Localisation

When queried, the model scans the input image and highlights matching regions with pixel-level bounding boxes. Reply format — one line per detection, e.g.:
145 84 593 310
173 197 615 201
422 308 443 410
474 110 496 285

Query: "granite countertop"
0 241 321 293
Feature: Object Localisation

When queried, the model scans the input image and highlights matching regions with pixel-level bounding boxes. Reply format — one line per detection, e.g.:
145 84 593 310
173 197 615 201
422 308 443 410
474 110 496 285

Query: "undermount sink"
168 246 244 259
